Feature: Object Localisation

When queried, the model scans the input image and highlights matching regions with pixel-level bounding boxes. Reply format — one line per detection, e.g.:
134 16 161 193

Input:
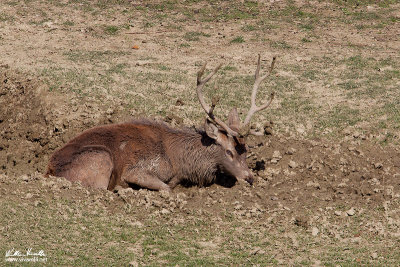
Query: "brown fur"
46 119 253 191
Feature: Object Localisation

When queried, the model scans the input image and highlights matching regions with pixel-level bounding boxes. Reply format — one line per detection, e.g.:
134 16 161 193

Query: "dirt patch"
0 66 54 175
0 66 123 176
248 135 400 212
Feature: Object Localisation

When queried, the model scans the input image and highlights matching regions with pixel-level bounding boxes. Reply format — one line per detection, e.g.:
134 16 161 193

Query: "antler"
241 54 276 135
197 62 239 137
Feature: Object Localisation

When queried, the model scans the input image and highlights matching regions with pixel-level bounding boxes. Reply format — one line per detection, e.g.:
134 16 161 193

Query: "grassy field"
1 0 400 265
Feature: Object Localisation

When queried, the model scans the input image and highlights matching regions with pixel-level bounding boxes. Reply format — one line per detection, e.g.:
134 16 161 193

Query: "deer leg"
121 169 171 191
167 175 181 189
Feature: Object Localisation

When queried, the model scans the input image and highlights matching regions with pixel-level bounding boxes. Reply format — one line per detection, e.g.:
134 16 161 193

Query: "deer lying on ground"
46 55 276 191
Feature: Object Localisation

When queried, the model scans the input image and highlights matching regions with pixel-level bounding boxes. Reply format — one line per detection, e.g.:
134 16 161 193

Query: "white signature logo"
5 248 47 262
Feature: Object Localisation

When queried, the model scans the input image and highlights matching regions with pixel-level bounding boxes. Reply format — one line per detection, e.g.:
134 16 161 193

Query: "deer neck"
166 130 222 185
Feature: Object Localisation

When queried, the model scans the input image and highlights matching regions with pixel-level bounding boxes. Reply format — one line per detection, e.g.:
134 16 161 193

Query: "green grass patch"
299 23 314 31
63 20 74 26
179 43 190 48
0 13 15 22
104 25 119 35
318 105 361 131
271 40 291 49
183 31 211 41
223 65 238 72
241 24 257 32
230 36 245 43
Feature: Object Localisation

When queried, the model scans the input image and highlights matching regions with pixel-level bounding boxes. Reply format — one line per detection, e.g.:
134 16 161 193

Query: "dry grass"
1 0 400 265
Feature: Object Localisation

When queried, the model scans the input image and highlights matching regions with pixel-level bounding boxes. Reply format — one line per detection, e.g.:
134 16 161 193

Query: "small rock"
271 150 282 163
371 252 378 259
296 124 306 135
314 259 322 266
334 210 342 216
346 207 356 216
159 190 170 199
234 204 242 210
370 178 380 185
175 99 185 106
118 187 134 198
286 147 296 155
263 121 273 135
250 247 264 255
270 158 279 164
176 192 187 200
160 208 170 215
294 216 308 228
130 221 144 228
106 108 114 115
353 131 361 138
59 179 72 189
272 150 282 159
339 157 348 165
374 162 383 169
151 200 162 208
113 185 124 192
288 160 298 168
306 181 320 189
43 21 55 28
312 227 319 236
25 193 33 199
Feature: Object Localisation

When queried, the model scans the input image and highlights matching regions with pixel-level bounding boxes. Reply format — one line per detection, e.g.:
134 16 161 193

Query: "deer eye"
225 150 234 158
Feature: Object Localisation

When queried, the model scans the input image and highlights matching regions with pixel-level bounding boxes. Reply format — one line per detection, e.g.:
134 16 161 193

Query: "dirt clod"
346 207 356 216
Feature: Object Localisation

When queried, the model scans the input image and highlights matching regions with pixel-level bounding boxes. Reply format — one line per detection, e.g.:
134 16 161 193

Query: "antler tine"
196 62 222 112
197 62 222 86
209 96 220 115
197 62 207 85
243 55 276 127
196 62 239 137
255 54 261 80
269 56 276 73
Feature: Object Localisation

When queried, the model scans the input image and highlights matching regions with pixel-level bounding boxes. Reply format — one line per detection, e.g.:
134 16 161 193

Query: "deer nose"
245 176 254 185
244 172 254 185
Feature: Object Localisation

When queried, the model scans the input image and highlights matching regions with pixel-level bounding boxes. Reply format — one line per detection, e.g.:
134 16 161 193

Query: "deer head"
196 54 276 185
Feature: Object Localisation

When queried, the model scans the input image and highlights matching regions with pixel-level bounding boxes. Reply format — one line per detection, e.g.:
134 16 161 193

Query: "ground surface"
1 0 400 266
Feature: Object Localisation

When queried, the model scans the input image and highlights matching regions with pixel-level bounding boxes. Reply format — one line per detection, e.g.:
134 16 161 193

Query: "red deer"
46 55 276 191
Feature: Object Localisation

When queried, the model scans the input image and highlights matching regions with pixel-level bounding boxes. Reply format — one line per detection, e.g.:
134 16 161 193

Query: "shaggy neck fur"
164 127 223 186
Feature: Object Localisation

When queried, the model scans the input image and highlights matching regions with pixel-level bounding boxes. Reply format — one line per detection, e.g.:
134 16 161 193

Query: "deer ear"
204 119 220 140
228 108 240 132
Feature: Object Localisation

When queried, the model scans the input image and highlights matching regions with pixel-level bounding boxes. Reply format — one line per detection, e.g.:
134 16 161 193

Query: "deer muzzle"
244 173 254 185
